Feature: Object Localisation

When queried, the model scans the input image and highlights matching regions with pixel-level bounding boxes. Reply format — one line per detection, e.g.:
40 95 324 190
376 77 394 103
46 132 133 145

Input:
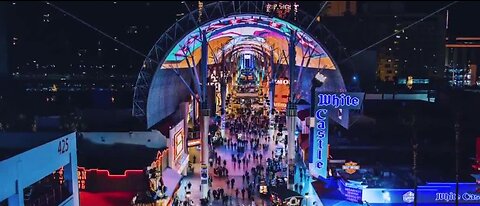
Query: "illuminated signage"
188 139 201 147
78 168 87 190
275 79 290 85
317 93 360 109
435 192 480 202
314 108 328 175
274 102 287 108
338 179 363 203
310 92 363 178
265 2 299 19
174 130 184 161
359 183 480 204
201 164 208 185
403 191 415 203
220 115 225 131
342 161 360 174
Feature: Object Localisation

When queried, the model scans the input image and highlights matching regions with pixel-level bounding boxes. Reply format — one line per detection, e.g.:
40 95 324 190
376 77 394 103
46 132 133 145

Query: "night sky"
5 1 480 75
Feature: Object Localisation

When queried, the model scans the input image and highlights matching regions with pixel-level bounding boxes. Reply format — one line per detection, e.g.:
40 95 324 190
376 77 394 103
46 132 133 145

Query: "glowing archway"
133 1 352 128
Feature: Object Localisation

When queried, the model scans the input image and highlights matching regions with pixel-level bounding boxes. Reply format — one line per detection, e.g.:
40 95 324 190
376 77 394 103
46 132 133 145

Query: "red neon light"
78 167 143 177
446 44 480 48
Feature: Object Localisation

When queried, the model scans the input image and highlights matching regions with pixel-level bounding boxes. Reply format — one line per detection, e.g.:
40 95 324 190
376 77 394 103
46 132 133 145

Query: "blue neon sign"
317 93 361 109
310 92 363 178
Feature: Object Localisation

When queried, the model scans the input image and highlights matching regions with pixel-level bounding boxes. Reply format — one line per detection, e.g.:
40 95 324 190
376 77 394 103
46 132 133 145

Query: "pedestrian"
231 178 235 189
213 190 217 200
235 188 239 198
226 179 230 188
294 183 298 191
223 159 227 167
193 155 197 164
242 174 245 183
299 184 303 193
187 181 192 190
241 188 245 199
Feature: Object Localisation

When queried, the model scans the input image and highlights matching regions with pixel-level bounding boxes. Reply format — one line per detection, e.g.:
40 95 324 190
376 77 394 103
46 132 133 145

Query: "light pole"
401 108 417 206
455 113 460 206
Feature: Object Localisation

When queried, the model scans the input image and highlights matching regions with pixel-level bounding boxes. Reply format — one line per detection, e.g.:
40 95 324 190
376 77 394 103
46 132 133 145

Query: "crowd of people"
171 84 312 206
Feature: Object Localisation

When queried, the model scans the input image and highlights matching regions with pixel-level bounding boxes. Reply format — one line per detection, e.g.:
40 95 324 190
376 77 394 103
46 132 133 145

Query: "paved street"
174 128 317 206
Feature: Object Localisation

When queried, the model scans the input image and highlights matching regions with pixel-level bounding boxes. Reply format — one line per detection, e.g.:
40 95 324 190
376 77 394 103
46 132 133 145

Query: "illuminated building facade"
445 37 480 87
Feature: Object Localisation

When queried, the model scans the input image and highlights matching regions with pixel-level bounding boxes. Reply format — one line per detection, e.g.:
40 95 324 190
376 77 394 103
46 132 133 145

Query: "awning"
161 168 183 197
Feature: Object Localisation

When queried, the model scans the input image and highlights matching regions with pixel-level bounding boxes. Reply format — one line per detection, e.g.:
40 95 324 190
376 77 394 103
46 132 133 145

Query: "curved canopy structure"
133 1 353 128
162 15 335 70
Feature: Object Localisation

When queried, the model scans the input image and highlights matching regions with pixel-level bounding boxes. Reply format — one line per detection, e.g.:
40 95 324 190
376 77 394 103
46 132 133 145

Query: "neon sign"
318 94 361 109
342 161 360 174
310 92 363 178
403 191 415 203
275 79 290 85
265 2 299 19
314 108 328 173
435 192 480 202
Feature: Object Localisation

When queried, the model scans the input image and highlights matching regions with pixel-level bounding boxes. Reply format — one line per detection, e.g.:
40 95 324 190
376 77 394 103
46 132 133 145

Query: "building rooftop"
0 132 70 161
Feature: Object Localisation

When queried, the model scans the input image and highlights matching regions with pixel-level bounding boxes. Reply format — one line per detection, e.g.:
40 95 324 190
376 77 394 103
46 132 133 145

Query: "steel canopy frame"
133 1 352 124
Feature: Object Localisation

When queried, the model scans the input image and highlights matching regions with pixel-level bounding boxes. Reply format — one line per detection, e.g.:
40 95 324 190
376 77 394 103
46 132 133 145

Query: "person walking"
235 188 239 198
231 178 235 189
241 188 245 199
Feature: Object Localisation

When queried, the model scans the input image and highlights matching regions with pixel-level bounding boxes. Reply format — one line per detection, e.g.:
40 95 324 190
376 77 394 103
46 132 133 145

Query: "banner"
310 93 364 178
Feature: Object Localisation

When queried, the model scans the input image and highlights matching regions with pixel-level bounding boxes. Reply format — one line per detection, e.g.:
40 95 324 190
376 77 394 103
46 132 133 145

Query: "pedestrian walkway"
174 126 326 205
175 129 278 206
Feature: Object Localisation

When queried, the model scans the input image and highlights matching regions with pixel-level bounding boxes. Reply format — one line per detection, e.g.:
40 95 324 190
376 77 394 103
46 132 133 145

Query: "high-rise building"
357 2 446 88
324 1 357 17
320 2 446 90
445 37 480 87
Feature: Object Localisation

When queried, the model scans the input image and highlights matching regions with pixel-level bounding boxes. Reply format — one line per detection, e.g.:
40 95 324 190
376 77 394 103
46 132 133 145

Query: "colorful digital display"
310 93 363 178
161 15 336 71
